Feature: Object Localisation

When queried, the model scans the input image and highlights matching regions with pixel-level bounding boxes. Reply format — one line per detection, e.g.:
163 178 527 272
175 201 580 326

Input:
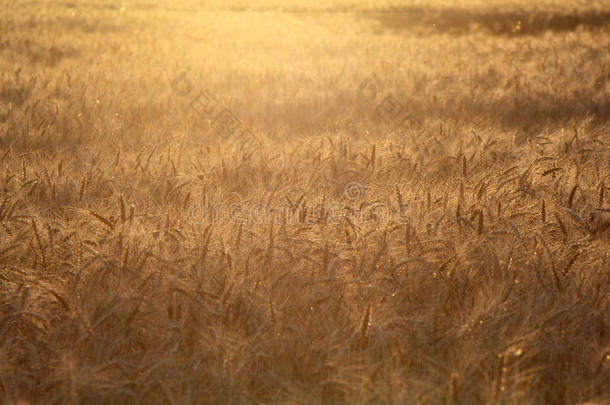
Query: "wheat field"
0 0 609 404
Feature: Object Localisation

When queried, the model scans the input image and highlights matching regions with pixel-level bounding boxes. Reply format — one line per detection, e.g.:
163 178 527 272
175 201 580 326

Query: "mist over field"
1 1 609 404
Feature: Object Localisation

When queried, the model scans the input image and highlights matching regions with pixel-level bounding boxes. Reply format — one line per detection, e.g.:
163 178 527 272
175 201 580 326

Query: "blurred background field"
2 0 609 147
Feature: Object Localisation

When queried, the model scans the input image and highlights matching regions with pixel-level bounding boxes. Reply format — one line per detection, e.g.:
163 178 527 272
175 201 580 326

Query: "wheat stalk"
568 184 577 209
358 303 372 348
494 353 507 399
31 218 47 268
78 175 87 202
88 209 115 230
118 194 126 223
448 372 460 405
